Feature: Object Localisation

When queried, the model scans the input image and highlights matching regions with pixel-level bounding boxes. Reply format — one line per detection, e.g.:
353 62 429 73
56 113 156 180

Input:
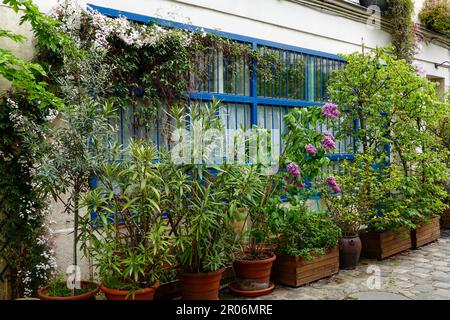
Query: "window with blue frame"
89 4 355 164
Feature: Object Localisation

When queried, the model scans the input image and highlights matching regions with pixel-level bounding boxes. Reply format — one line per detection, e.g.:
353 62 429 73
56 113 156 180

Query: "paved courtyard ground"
223 230 450 300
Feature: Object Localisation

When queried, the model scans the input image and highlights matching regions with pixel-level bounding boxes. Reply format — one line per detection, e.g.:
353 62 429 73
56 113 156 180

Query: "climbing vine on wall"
38 2 304 140
386 0 416 63
0 0 68 298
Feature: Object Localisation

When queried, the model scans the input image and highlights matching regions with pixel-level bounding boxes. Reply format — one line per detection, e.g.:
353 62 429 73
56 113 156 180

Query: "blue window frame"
88 4 355 161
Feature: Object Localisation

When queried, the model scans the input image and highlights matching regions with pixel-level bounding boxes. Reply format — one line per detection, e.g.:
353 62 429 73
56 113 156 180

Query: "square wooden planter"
442 208 450 229
411 216 441 249
270 247 339 287
360 227 411 260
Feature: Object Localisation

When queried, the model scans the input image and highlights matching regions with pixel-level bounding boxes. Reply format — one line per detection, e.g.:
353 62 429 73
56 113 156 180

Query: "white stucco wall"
0 5 35 94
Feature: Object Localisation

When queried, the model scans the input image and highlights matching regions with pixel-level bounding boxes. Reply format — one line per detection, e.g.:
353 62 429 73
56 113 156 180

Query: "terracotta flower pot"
233 252 276 291
100 281 159 300
339 236 362 270
37 281 99 300
179 268 224 300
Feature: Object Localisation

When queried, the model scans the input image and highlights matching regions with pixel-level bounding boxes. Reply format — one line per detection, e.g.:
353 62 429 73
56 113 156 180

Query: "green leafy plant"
329 47 450 230
386 0 416 63
44 275 96 297
419 0 450 36
246 103 341 259
0 0 68 298
168 100 256 272
322 154 414 233
38 99 117 295
80 141 173 291
269 201 341 260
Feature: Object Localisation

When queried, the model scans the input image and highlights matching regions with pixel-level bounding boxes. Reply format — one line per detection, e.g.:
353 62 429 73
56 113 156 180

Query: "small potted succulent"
80 141 173 300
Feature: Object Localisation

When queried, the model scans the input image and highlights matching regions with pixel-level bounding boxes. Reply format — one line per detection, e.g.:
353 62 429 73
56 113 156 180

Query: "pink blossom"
326 176 341 193
287 162 301 178
320 132 336 152
305 144 317 155
321 103 340 119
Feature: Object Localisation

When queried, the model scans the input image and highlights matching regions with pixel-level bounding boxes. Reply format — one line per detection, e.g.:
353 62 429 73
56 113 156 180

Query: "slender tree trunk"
73 191 79 296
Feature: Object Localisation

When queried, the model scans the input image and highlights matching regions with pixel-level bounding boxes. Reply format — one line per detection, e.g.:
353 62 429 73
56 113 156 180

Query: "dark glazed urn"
339 236 362 270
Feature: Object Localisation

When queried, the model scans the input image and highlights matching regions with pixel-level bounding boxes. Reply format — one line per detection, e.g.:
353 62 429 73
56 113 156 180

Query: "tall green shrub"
329 47 449 229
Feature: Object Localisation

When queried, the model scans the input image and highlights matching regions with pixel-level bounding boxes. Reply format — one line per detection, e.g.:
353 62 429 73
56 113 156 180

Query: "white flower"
199 27 207 38
45 109 59 122
6 98 18 109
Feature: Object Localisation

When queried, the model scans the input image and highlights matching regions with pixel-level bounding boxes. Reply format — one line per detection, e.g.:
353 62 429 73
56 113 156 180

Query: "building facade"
1 0 449 278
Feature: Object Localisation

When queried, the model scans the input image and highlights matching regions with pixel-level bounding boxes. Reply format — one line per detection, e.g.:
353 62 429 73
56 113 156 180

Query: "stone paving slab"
225 230 450 300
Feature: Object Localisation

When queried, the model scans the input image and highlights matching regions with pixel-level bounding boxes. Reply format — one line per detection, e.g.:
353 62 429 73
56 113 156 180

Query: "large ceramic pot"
37 281 99 300
233 252 276 291
359 0 388 11
100 281 159 300
442 207 450 229
339 236 362 270
179 268 224 300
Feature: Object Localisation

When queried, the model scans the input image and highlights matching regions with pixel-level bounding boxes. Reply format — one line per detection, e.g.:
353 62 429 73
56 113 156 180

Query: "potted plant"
228 166 274 298
166 101 249 300
269 201 341 287
79 141 173 300
403 177 447 249
419 0 450 36
351 155 414 260
435 97 450 228
38 99 116 299
174 165 240 300
37 275 99 300
231 103 341 296
321 169 364 270
328 48 450 259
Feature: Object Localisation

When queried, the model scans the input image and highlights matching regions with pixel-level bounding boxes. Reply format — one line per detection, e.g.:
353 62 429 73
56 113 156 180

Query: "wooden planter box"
360 227 411 260
270 247 339 287
411 216 441 249
442 208 450 229
154 266 235 300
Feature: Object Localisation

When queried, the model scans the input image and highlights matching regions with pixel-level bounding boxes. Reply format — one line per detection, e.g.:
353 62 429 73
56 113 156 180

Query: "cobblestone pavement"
228 230 450 300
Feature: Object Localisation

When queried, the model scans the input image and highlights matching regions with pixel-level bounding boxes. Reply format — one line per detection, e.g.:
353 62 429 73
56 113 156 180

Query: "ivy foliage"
37 2 304 135
419 0 450 36
386 0 416 63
